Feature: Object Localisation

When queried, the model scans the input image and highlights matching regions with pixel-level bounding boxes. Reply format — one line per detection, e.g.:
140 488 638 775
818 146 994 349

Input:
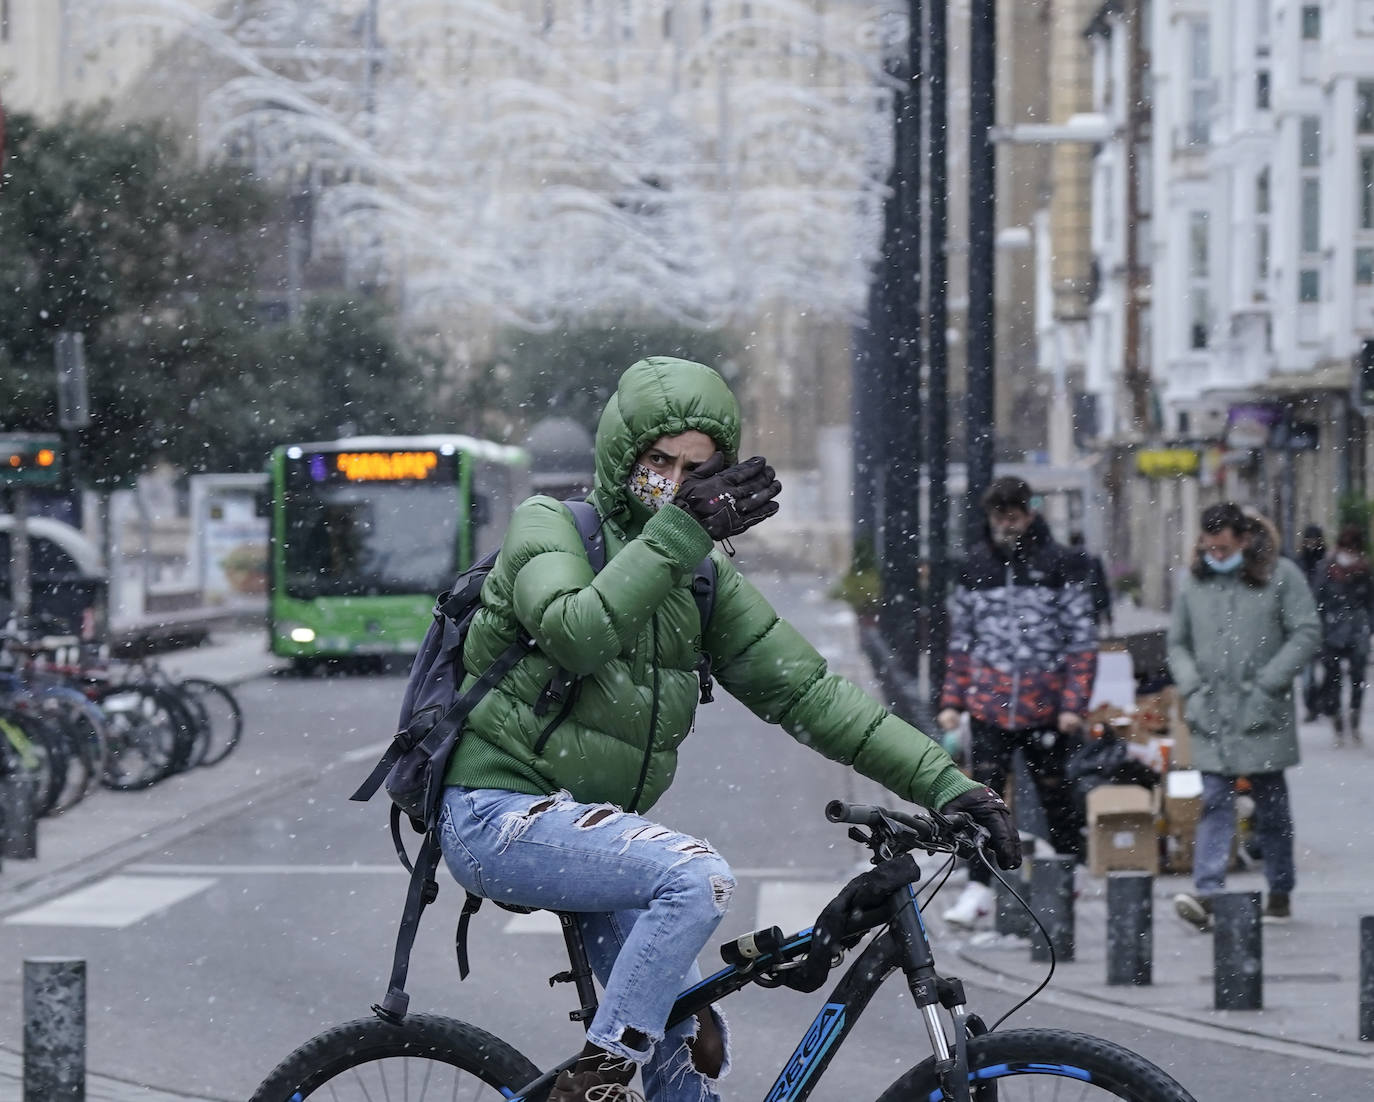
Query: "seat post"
558 912 601 1026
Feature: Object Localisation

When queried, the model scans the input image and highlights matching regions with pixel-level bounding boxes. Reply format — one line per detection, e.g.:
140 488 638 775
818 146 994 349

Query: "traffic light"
0 434 63 487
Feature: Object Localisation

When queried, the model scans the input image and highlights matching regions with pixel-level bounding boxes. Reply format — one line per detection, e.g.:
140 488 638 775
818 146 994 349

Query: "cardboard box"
1159 770 1203 874
1086 784 1159 876
1131 687 1178 740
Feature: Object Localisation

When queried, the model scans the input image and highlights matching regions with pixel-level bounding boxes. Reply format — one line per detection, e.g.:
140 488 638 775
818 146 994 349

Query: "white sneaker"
942 881 994 929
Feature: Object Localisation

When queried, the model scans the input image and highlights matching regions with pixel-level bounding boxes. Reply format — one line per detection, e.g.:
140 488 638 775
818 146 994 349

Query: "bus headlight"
289 627 317 644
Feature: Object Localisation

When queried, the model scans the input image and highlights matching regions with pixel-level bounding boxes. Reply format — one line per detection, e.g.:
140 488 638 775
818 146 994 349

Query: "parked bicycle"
0 625 243 813
250 800 1197 1102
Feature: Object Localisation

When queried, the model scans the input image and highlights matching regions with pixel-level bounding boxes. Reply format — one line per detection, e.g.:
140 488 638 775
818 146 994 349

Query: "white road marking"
503 909 565 934
125 863 405 875
339 739 393 763
754 880 846 936
4 875 217 929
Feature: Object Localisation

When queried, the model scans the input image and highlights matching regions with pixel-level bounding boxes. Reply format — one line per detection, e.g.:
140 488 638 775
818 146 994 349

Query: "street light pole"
927 0 951 709
966 0 997 547
879 0 924 671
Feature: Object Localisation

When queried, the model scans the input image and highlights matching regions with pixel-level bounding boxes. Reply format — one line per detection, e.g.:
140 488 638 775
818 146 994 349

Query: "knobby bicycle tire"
248 1013 544 1102
179 677 242 766
877 1028 1197 1102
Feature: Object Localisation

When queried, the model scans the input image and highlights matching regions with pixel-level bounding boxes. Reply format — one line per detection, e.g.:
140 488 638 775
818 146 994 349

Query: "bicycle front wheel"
878 1029 1196 1102
248 1013 544 1102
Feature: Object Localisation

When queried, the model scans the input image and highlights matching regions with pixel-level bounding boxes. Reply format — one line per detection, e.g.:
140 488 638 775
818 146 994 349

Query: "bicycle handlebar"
825 799 985 861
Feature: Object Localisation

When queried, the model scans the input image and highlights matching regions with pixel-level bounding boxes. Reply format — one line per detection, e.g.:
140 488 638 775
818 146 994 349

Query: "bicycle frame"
510 879 973 1102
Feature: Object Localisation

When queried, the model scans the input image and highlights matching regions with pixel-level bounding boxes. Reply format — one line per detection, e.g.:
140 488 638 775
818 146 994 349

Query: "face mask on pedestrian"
627 463 680 511
1336 551 1360 567
1205 550 1244 573
990 524 1021 553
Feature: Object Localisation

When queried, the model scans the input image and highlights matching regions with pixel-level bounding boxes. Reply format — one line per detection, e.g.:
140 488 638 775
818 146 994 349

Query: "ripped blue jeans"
438 786 735 1101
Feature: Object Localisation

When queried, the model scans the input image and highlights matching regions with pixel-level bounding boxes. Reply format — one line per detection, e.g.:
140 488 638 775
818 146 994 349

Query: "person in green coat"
437 357 1020 1102
1167 503 1319 931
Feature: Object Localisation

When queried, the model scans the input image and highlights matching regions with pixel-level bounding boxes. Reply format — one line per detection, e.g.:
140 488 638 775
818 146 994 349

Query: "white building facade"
1088 0 1374 570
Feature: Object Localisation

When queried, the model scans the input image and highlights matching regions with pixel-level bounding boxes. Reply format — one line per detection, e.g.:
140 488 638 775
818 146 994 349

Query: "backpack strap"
691 556 718 704
351 632 535 805
373 825 444 1023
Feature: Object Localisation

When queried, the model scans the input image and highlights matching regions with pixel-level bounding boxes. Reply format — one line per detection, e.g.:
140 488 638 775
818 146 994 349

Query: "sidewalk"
0 631 287 913
953 711 1374 1065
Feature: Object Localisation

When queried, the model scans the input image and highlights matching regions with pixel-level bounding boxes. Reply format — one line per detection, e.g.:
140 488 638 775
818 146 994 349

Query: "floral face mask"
627 463 680 511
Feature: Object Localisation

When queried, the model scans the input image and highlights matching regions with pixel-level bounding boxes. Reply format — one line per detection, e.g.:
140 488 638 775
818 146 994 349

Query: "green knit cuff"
643 504 714 569
925 768 982 811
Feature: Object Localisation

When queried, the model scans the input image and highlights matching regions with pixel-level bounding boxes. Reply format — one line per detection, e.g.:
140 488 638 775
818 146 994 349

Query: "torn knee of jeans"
708 873 735 914
495 791 570 849
577 805 621 828
687 1008 727 1078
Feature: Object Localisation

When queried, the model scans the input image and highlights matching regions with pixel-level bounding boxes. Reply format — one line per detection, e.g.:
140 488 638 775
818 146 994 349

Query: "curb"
0 758 320 918
954 943 1374 1067
0 1048 230 1102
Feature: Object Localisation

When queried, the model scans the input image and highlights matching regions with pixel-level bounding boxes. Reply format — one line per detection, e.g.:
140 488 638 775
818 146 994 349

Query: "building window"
1300 116 1321 166
1256 168 1271 290
1299 269 1320 301
1361 150 1374 228
1189 210 1209 349
1256 70 1270 110
1189 211 1209 278
1359 82 1374 133
1301 4 1321 40
1357 248 1374 285
1187 20 1211 146
1301 178 1321 252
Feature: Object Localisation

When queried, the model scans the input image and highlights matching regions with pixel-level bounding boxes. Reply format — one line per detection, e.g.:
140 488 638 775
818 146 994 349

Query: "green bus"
266 435 528 667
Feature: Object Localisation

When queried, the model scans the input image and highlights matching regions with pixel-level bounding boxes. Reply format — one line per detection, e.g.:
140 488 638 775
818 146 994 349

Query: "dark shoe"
548 1048 642 1102
1263 892 1291 923
1174 891 1214 932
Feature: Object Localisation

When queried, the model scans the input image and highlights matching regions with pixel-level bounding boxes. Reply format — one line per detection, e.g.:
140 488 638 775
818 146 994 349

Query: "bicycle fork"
891 889 976 1102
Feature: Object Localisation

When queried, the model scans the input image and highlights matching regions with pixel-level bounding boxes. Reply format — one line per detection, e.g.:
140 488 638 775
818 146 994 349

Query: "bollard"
994 868 1032 938
24 958 86 1102
1 771 38 860
1361 916 1374 1042
1029 855 1075 963
1105 871 1153 986
1213 891 1262 1010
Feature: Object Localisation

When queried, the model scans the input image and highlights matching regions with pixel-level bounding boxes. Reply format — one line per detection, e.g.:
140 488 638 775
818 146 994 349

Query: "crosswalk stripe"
4 875 217 929
500 880 846 937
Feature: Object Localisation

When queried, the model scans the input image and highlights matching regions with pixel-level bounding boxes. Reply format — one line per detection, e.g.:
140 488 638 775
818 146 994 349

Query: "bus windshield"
282 482 460 599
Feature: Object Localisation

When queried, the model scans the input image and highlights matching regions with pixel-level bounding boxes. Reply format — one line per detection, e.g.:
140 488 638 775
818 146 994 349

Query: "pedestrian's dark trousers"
968 718 1084 886
1317 645 1367 718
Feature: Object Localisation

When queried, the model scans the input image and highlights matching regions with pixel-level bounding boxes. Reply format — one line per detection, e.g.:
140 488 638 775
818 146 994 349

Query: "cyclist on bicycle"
437 356 1021 1102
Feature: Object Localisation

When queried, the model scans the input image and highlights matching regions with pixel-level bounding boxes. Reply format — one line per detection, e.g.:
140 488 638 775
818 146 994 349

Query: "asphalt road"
1 576 1369 1099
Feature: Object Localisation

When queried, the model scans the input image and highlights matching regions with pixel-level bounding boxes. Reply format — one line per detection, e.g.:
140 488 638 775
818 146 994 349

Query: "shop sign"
1136 449 1200 478
1225 403 1282 449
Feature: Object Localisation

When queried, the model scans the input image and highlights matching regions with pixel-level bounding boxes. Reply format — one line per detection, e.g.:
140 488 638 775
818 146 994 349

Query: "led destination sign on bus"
292 450 455 485
336 451 438 481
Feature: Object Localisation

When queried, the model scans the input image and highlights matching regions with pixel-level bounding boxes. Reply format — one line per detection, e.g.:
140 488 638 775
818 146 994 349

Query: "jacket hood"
591 357 741 523
1191 508 1280 587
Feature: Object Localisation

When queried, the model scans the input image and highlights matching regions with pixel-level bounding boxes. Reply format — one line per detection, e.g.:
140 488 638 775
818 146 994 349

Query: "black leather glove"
673 452 782 541
941 786 1022 870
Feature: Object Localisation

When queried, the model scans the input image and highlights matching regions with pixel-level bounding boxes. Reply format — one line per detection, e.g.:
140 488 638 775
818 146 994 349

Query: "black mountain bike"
250 800 1197 1102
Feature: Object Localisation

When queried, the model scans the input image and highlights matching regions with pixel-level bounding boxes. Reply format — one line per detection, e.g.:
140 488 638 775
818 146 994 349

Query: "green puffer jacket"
1167 518 1319 776
443 356 978 813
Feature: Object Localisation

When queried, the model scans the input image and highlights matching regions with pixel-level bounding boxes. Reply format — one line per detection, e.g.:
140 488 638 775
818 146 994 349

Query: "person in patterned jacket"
936 475 1099 927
